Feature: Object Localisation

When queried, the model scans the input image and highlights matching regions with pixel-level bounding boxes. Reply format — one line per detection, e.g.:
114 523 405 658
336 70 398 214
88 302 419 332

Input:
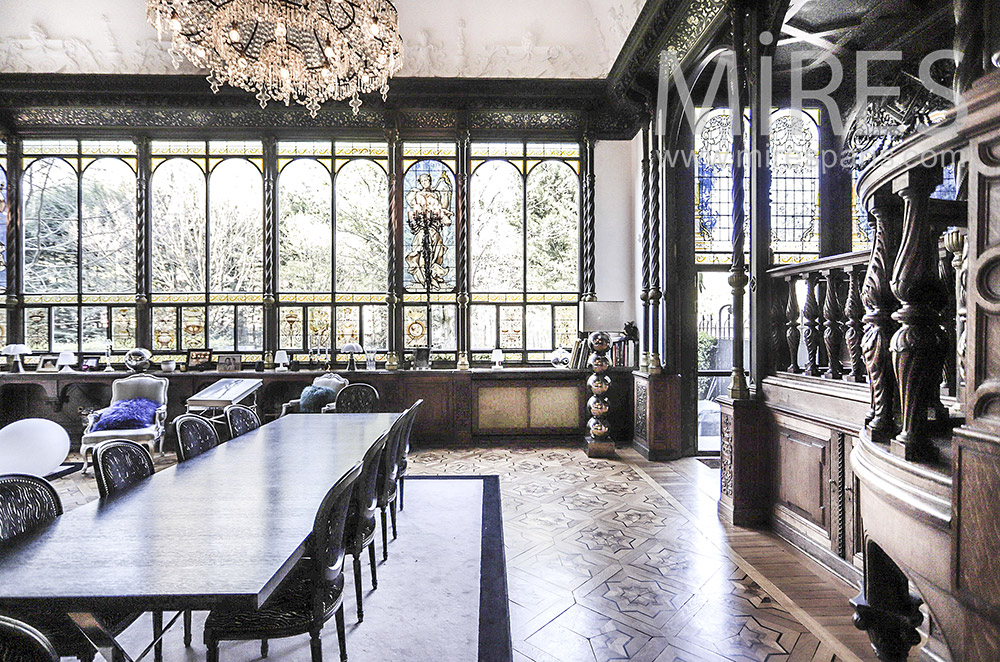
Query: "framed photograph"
216 353 243 373
186 349 213 371
412 347 430 370
36 355 59 372
79 355 101 371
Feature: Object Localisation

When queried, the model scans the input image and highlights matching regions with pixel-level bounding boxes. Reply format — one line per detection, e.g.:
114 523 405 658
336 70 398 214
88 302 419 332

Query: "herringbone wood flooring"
52 445 878 662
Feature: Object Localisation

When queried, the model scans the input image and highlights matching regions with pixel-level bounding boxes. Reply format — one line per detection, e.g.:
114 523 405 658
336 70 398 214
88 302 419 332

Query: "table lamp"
2 344 31 373
274 350 289 372
580 301 624 459
342 342 363 371
57 351 76 373
491 348 504 370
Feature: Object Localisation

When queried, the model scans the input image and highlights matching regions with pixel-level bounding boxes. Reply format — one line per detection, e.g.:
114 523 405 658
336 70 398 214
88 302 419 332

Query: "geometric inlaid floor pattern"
409 446 876 662
52 444 878 662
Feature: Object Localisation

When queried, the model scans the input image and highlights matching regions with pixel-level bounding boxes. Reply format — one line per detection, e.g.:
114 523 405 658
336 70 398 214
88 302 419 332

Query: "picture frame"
79 355 101 372
36 355 59 372
186 349 213 371
216 353 243 373
412 347 431 370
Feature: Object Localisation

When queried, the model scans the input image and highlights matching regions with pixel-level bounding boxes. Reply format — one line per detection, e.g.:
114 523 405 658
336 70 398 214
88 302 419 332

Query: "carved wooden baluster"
785 276 802 373
803 272 822 376
938 239 957 397
944 229 968 395
890 169 945 461
771 278 790 374
823 268 845 379
785 275 801 373
861 194 901 442
845 264 866 382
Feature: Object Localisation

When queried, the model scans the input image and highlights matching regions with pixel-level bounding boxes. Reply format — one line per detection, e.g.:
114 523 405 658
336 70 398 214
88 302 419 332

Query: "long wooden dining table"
0 412 399 662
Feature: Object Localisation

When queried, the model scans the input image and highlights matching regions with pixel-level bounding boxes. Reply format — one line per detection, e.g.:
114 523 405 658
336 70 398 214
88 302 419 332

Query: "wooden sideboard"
0 367 633 449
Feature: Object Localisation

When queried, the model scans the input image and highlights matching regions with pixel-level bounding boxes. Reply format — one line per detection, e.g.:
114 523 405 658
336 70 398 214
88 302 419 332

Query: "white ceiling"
0 0 644 79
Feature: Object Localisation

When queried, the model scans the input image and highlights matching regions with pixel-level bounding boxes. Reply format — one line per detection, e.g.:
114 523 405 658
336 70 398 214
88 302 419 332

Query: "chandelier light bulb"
229 27 241 42
274 20 286 39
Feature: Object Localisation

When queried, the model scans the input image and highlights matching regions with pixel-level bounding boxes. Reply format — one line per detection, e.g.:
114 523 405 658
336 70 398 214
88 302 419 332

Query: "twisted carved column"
802 273 822 376
261 137 278 362
648 134 662 374
890 170 945 460
581 136 597 302
823 269 845 379
862 199 901 442
845 264 866 382
640 126 651 371
385 129 401 370
456 130 471 370
4 137 23 343
134 137 152 349
785 275 801 373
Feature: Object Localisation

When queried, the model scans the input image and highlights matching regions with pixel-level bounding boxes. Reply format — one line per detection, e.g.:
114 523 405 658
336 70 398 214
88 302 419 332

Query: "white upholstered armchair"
80 374 169 475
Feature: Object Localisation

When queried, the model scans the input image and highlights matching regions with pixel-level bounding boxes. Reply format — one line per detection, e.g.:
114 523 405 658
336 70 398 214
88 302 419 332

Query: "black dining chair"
0 614 59 662
223 404 261 440
174 414 221 462
333 383 379 413
343 434 386 622
204 461 363 662
375 412 410 561
91 440 192 656
92 439 155 498
395 399 423 511
0 474 138 662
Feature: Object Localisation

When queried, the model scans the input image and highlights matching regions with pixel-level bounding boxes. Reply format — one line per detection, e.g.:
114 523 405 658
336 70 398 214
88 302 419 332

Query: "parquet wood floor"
51 445 879 662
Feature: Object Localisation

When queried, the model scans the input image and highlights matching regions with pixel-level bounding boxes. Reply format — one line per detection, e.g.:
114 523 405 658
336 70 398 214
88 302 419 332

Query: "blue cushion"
300 385 338 413
91 398 159 432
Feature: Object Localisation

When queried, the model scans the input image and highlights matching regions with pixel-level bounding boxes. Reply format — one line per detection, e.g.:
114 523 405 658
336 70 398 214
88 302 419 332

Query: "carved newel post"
890 169 946 461
586 331 616 459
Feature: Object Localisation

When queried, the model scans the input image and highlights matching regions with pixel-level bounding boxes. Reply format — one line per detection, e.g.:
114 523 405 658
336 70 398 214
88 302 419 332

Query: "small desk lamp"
274 350 289 372
491 348 505 370
57 351 76 373
342 342 364 371
2 344 31 373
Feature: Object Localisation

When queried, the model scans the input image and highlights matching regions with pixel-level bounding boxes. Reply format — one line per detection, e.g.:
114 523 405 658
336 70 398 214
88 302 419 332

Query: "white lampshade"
580 301 625 332
2 344 31 356
0 418 70 476
342 342 364 354
491 348 504 369
274 350 289 364
57 351 76 372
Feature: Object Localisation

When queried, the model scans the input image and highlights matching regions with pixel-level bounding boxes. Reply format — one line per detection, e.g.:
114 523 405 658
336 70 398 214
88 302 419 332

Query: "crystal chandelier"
147 0 404 116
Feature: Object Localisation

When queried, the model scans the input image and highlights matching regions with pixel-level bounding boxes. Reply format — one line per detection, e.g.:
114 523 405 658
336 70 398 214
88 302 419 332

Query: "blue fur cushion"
300 385 338 412
92 398 159 431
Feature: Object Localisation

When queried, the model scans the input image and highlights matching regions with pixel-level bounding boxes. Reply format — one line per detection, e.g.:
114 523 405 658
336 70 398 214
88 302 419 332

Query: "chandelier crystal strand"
147 0 403 116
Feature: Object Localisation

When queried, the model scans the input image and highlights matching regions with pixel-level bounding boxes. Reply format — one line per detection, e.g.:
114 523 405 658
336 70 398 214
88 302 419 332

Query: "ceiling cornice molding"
607 0 729 100
0 0 724 141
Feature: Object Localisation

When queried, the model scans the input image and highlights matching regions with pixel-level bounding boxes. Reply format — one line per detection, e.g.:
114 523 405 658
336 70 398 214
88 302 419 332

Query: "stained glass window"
468 142 581 361
851 168 874 252
150 141 264 352
770 109 820 262
19 141 138 353
276 141 389 354
403 159 456 293
694 109 749 264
